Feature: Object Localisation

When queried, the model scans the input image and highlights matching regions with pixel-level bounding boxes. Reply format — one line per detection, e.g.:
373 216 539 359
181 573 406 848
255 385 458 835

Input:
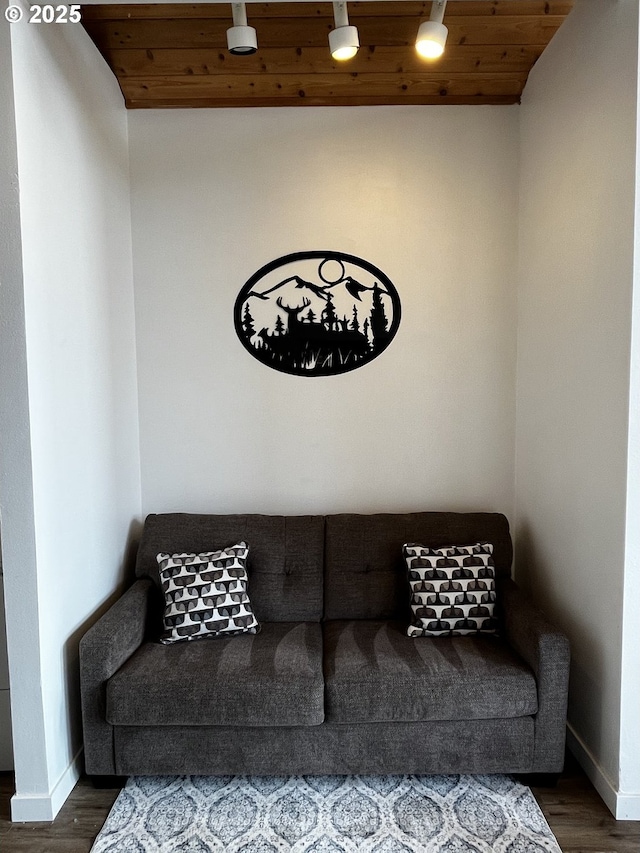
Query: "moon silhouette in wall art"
234 251 401 377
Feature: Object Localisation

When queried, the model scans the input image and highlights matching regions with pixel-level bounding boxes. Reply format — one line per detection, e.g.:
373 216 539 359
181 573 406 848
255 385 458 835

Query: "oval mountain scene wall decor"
234 251 401 377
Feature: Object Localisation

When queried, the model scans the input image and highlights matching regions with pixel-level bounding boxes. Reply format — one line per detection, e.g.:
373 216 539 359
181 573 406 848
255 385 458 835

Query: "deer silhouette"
276 297 311 334
257 326 295 364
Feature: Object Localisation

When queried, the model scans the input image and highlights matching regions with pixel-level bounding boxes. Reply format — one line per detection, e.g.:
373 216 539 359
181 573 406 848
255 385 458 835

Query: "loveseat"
80 511 570 778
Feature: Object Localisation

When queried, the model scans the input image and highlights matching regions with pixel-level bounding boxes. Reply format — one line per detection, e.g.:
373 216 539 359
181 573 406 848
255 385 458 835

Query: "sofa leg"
517 773 560 788
90 775 127 789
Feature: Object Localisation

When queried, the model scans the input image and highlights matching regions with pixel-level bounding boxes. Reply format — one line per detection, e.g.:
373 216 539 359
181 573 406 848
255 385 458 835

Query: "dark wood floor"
1 753 638 853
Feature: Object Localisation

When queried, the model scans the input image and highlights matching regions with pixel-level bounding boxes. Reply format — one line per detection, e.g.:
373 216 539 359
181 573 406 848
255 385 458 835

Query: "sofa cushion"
136 513 325 622
323 620 537 723
324 512 513 620
107 622 324 727
404 542 498 637
157 543 260 644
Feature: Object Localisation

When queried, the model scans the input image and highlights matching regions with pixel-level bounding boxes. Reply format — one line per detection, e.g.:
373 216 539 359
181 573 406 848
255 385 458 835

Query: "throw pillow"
403 542 498 637
156 542 260 644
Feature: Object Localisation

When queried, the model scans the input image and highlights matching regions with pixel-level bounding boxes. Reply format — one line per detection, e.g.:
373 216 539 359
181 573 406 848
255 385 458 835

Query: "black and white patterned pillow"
404 542 498 637
157 542 260 644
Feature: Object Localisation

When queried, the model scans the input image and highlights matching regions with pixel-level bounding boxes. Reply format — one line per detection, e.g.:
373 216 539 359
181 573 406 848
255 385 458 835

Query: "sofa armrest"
500 577 570 772
80 578 154 775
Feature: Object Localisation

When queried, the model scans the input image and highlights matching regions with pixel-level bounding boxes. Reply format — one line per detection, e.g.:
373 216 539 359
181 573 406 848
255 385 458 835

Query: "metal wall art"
234 251 401 377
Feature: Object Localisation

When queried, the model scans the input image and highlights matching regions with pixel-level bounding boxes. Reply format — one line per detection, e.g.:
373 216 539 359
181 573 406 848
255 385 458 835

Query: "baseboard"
615 790 640 821
11 748 83 822
567 723 640 820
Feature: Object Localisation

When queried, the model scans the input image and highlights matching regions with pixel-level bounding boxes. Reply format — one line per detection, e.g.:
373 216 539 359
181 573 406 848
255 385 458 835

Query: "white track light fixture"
227 3 257 55
329 1 359 62
416 0 448 60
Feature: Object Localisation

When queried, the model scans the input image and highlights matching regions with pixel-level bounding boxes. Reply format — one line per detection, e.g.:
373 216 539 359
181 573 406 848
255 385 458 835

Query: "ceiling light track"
225 0 449 62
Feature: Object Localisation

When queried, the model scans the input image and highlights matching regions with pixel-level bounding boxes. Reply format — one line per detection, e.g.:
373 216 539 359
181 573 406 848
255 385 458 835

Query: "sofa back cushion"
324 512 513 620
136 513 324 622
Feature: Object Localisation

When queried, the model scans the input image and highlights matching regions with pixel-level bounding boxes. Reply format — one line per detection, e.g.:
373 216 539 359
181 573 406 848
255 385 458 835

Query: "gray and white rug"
90 774 562 853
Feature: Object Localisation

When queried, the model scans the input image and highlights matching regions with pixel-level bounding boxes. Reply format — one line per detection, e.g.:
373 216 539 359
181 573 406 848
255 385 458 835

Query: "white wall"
129 106 519 518
0 10 40 783
516 0 640 819
2 8 142 820
621 62 640 803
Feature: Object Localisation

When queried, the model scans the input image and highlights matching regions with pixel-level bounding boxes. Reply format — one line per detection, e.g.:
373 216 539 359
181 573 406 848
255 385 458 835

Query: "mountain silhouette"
248 275 329 302
247 272 391 307
325 278 387 304
341 277 372 301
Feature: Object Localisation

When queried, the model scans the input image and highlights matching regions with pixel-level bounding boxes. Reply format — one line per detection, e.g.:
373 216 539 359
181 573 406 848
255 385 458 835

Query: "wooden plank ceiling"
81 1 574 108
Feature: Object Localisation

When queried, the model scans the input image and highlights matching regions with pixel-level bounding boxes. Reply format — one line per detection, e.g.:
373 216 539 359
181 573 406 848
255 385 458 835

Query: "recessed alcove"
0 0 638 824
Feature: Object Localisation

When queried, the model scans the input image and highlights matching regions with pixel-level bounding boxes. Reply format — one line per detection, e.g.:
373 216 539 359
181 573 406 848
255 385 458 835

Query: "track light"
329 1 359 62
416 0 448 60
227 3 257 56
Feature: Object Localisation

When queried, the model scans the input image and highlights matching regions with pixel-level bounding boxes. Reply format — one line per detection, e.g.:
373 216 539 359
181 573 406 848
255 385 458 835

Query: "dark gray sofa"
80 511 570 777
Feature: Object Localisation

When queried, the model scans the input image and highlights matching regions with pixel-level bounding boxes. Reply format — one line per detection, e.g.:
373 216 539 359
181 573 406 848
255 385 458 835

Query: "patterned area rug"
90 774 562 853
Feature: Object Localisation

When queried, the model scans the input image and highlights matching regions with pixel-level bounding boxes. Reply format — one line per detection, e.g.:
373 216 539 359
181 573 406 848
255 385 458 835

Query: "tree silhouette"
274 314 285 336
242 303 255 339
369 282 389 344
351 304 360 333
304 308 317 324
322 293 338 331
